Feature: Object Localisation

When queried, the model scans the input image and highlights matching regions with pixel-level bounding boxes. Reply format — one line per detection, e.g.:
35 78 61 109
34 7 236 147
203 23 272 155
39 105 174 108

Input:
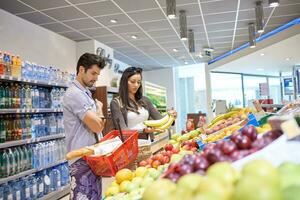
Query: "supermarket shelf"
39 185 70 200
0 134 65 149
0 108 63 114
0 159 67 184
0 75 68 88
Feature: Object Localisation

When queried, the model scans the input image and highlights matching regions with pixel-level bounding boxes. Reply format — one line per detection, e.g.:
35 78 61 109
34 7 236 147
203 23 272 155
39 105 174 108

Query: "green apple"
282 185 300 200
177 173 204 194
242 160 280 187
170 154 183 163
171 133 180 140
278 162 300 189
207 162 239 185
141 176 154 188
143 179 177 200
233 176 281 200
169 139 177 145
196 177 230 200
132 177 143 187
125 182 139 193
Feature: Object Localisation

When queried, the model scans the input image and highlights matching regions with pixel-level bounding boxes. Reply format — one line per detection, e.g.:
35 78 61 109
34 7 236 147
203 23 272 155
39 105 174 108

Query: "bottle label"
25 188 30 198
44 175 51 185
39 182 44 192
0 130 5 139
7 194 13 200
33 184 37 195
16 191 21 200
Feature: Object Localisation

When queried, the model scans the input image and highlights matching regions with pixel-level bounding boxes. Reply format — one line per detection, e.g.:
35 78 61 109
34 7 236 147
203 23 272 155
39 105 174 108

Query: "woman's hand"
168 108 177 119
143 127 164 133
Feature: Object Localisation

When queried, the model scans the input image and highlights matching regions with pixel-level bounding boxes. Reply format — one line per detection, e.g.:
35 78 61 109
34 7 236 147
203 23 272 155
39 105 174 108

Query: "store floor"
59 177 114 199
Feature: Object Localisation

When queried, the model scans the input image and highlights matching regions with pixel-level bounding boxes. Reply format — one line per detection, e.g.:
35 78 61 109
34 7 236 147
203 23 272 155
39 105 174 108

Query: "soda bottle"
0 51 4 75
10 83 16 108
25 115 32 139
21 146 29 170
15 115 22 140
0 149 8 178
11 56 17 77
16 55 22 78
0 115 6 143
20 84 26 108
7 148 16 176
25 85 32 109
5 115 12 141
17 146 25 172
11 116 17 141
0 82 5 108
14 83 20 108
4 83 11 108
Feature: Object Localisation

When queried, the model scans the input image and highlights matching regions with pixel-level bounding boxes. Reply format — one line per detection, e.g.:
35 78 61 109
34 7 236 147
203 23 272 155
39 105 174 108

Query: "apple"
162 156 170 164
145 164 152 168
235 135 252 149
165 144 174 151
161 151 168 156
146 158 153 165
139 160 148 167
241 125 257 141
191 147 198 152
154 153 164 162
142 179 177 200
172 147 180 154
221 140 237 155
152 160 161 169
166 150 173 157
206 162 239 185
182 145 191 150
177 173 204 193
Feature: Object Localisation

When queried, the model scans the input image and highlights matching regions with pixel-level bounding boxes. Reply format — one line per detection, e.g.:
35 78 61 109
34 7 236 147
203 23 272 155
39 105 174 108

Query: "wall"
0 9 77 73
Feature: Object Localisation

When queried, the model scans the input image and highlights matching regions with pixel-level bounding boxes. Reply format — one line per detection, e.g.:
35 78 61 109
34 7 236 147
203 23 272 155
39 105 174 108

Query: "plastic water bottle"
3 183 13 200
25 115 31 139
0 149 9 178
7 149 15 176
39 143 45 168
43 170 51 195
12 148 20 174
23 177 30 200
49 114 57 135
0 185 4 200
31 115 37 138
29 174 37 200
49 167 61 192
39 114 45 137
16 146 25 172
19 84 26 109
36 172 44 198
60 163 69 186
12 180 21 200
34 87 39 109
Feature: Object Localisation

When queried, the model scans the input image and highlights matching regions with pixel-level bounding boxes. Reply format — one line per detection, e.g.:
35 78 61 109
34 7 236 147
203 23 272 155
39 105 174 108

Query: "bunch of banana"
208 110 240 129
143 114 175 130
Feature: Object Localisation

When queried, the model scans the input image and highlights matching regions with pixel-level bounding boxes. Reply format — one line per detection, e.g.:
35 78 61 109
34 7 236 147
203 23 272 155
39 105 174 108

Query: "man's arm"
82 111 105 133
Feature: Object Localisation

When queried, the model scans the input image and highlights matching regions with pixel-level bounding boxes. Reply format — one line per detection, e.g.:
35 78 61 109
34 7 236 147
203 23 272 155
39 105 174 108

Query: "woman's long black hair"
118 67 145 113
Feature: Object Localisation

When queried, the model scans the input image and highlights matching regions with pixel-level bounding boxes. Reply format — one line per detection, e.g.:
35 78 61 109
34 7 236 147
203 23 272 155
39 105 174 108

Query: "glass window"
268 77 281 104
211 73 243 107
243 76 267 105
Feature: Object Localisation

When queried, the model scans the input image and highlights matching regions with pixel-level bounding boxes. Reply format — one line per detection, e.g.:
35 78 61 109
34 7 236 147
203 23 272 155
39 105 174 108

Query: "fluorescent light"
131 35 138 39
260 53 265 56
110 19 118 23
181 37 187 41
184 61 188 65
179 10 187 40
286 57 291 61
255 1 264 33
173 48 178 52
256 68 264 71
188 29 195 53
269 0 280 7
166 0 176 19
248 23 256 48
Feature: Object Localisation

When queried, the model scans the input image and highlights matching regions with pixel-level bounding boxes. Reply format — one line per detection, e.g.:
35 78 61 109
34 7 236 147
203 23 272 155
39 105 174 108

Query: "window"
211 73 243 107
268 77 281 104
243 76 267 106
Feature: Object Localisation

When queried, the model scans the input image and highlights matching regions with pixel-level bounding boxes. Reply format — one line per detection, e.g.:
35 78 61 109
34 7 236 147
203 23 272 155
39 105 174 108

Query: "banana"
157 115 175 130
143 114 170 127
208 110 240 129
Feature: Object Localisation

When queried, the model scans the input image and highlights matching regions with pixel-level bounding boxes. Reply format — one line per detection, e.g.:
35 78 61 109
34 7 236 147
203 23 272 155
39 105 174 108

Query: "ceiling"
1 0 300 70
214 32 300 76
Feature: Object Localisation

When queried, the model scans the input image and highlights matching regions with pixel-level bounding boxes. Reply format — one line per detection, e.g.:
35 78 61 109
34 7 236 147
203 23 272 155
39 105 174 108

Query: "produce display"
104 105 300 200
143 160 300 200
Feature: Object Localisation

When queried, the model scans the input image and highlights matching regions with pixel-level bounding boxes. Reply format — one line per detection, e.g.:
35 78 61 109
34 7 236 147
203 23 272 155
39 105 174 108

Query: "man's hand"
143 127 164 133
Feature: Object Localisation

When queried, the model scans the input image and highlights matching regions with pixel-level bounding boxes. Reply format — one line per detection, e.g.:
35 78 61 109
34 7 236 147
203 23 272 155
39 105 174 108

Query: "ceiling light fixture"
131 35 138 39
260 53 265 56
179 10 187 41
197 53 203 58
166 0 176 19
286 57 291 61
255 1 264 33
110 19 118 23
173 48 178 52
184 61 188 65
256 68 264 71
248 22 256 48
269 0 280 7
188 29 195 53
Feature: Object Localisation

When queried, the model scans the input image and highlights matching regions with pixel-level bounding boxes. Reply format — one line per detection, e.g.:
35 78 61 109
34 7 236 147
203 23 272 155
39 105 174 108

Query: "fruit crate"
83 130 139 177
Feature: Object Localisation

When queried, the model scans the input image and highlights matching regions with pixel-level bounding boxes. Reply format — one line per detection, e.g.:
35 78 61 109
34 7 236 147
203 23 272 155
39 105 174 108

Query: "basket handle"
116 118 125 142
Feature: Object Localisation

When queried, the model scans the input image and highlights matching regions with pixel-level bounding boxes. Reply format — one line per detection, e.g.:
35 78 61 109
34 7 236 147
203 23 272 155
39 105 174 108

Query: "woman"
110 67 177 138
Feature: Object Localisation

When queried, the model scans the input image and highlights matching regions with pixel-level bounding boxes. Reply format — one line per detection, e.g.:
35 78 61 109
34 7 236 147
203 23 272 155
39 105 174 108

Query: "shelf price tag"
9 76 13 80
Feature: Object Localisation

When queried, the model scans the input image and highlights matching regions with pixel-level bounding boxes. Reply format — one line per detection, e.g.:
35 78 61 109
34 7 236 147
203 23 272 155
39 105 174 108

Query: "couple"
63 53 177 200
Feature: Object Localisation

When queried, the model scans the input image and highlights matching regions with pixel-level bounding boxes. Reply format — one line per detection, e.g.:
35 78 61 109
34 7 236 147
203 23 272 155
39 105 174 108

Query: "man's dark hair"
76 53 106 75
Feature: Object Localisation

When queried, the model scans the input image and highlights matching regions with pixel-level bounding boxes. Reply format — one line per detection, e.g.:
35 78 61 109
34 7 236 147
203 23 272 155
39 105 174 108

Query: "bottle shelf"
0 134 65 149
38 184 70 200
0 75 68 88
0 108 63 114
0 159 67 185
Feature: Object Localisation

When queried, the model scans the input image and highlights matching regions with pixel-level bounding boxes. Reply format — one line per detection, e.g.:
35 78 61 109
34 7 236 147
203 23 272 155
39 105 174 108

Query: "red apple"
146 158 153 165
182 145 190 150
166 150 173 157
139 160 148 167
191 147 198 152
152 160 161 169
145 164 151 168
162 156 170 164
164 144 174 151
153 153 163 161
172 147 180 154
161 151 168 156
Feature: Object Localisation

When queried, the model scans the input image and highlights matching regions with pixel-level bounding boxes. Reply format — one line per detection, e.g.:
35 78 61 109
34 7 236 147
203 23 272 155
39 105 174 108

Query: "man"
63 53 106 200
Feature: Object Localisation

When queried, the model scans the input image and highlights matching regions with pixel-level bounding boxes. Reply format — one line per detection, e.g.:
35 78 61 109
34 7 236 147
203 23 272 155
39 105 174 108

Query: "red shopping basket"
83 130 139 177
